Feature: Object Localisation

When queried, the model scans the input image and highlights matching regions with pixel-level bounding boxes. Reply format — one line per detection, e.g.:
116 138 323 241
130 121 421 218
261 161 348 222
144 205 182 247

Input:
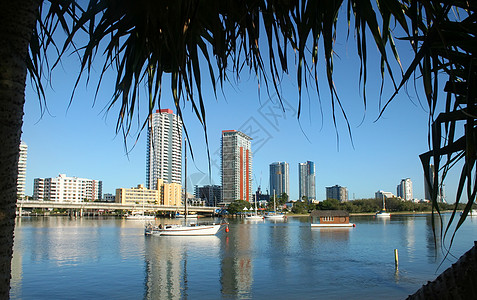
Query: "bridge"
16 200 217 216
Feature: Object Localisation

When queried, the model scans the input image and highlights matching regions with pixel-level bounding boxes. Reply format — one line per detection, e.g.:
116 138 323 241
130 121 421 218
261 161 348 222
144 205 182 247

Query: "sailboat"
245 191 263 220
264 189 285 219
145 137 228 236
376 197 391 217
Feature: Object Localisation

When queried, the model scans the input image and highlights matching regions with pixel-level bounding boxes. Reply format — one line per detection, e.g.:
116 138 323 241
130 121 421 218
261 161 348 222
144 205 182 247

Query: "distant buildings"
221 130 253 204
326 185 348 202
33 174 102 202
195 184 221 206
269 162 289 197
103 193 116 202
397 178 413 200
146 109 183 190
299 161 316 202
17 141 27 198
116 179 182 206
375 190 395 200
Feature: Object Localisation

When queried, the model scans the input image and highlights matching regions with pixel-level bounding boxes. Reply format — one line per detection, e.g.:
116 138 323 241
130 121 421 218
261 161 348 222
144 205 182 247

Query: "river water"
10 214 477 299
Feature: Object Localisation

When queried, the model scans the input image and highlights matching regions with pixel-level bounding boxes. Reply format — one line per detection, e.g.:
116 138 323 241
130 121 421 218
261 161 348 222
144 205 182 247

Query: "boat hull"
311 223 355 227
126 215 155 220
264 214 285 220
376 213 391 217
145 224 224 236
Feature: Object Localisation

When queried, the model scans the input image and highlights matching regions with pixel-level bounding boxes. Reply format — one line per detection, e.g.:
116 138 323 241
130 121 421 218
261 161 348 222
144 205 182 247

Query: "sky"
21 11 461 202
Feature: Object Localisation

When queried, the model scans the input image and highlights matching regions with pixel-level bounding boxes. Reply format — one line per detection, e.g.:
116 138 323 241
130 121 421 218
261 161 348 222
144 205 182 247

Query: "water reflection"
220 222 252 298
144 235 221 299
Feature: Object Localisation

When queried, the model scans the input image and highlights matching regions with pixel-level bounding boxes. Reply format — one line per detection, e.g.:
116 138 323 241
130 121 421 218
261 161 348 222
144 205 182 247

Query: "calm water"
10 214 477 299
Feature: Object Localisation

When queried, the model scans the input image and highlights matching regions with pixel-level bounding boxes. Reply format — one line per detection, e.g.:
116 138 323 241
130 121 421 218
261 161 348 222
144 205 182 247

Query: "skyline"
20 22 460 203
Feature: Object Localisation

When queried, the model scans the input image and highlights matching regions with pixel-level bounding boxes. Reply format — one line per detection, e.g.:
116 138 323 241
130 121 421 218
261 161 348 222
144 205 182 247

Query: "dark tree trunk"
0 0 40 297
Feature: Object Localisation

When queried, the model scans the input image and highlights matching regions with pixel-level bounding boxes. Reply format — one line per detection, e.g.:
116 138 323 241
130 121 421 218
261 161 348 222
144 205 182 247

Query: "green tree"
227 200 251 215
1 0 476 297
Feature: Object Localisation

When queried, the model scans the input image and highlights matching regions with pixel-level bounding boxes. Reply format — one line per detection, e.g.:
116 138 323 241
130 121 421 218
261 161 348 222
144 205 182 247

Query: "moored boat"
145 221 228 236
126 211 155 220
310 210 355 227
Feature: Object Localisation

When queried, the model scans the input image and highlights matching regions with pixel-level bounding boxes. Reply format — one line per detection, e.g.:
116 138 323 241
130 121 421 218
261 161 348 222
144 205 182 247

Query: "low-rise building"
33 174 102 202
115 179 182 206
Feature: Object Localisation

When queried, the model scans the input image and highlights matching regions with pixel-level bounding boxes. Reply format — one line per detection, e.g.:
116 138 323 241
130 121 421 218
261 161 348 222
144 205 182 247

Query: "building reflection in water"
426 214 442 263
220 222 253 298
144 235 221 299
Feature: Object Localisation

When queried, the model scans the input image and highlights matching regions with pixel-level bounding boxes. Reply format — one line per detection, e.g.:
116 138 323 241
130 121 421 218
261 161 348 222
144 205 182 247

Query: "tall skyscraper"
221 130 252 204
326 185 348 202
269 162 289 197
299 161 316 202
397 178 413 200
146 109 183 190
424 164 435 201
17 141 27 198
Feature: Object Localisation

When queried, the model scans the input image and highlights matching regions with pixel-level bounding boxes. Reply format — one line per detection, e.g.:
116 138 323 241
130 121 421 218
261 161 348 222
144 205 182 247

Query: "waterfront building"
115 179 182 206
326 185 348 202
299 161 316 202
17 141 27 198
397 178 413 200
375 190 395 200
194 185 222 206
423 164 445 202
424 164 434 201
103 193 116 202
269 162 289 198
146 109 183 190
221 130 253 204
33 174 102 202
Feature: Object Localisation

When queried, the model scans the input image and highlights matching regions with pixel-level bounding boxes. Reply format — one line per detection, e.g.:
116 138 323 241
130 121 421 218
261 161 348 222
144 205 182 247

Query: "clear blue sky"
22 14 460 202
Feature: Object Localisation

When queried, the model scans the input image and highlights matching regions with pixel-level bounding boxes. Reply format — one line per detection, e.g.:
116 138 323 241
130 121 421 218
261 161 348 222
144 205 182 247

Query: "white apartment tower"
299 161 316 202
397 178 413 200
269 162 289 197
221 130 253 204
33 174 102 202
146 109 183 190
17 141 27 198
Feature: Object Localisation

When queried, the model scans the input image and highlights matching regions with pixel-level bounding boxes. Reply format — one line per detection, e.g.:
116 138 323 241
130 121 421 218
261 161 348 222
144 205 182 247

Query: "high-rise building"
33 174 102 202
299 161 316 202
17 141 27 198
397 178 413 200
424 164 434 201
424 164 445 202
194 185 222 206
221 130 252 204
326 185 348 202
375 190 395 200
269 162 289 198
146 109 183 189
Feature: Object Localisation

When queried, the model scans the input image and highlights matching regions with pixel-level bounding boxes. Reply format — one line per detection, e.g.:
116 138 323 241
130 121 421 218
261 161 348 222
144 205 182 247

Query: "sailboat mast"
273 189 276 212
184 138 188 219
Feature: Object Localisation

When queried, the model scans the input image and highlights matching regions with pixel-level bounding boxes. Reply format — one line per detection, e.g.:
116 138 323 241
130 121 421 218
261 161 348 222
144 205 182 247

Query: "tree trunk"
0 0 40 297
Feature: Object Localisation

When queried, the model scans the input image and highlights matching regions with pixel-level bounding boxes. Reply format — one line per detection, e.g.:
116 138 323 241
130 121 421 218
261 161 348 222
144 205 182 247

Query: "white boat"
376 198 391 217
245 191 263 220
175 213 198 219
264 213 285 220
145 222 227 236
264 189 285 220
126 211 155 220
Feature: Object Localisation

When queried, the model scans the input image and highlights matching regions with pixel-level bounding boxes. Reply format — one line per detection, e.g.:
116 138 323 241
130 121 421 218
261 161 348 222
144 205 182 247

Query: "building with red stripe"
221 130 252 204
